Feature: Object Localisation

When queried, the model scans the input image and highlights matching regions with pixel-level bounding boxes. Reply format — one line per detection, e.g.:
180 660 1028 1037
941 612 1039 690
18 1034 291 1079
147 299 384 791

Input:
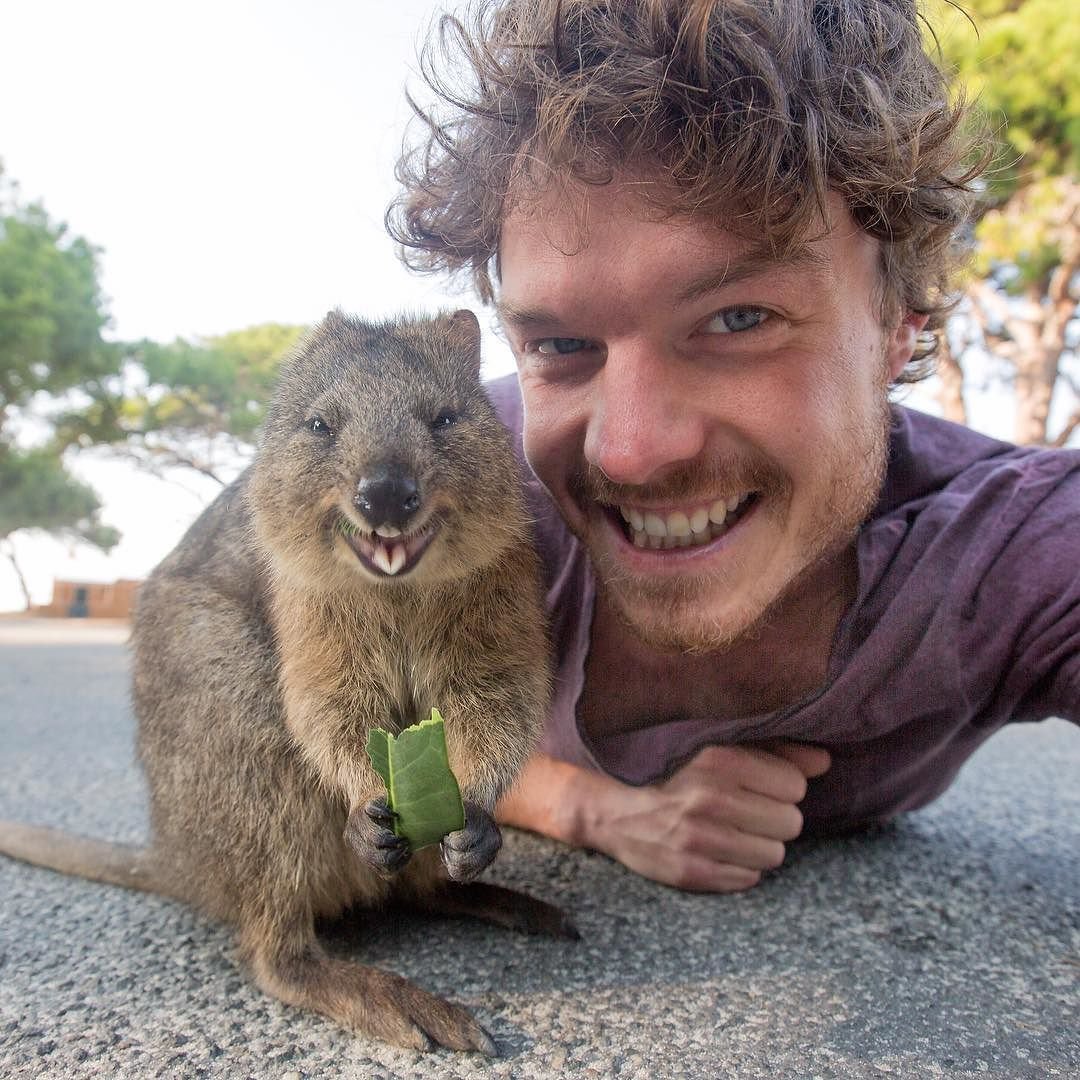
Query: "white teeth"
666 511 691 537
391 544 407 574
371 543 394 575
643 513 666 537
618 493 755 550
368 540 407 576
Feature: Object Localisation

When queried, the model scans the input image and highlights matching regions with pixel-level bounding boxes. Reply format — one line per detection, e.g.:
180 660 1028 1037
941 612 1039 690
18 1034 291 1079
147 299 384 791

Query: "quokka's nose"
354 468 421 531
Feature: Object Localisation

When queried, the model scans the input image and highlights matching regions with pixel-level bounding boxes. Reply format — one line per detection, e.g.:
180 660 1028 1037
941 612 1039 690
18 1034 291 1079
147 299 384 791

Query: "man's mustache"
569 455 790 507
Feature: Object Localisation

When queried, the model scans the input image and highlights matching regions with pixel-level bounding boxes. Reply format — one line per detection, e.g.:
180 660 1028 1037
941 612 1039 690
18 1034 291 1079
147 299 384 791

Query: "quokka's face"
251 311 524 591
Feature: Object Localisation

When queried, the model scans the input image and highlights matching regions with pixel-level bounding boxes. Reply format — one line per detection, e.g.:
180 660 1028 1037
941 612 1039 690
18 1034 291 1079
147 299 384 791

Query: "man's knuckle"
780 806 804 840
762 841 787 869
788 774 809 802
698 743 737 770
710 790 739 820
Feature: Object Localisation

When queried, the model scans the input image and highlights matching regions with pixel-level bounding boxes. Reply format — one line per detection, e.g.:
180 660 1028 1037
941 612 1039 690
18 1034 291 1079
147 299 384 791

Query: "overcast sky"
1 0 1014 612
1 0 519 611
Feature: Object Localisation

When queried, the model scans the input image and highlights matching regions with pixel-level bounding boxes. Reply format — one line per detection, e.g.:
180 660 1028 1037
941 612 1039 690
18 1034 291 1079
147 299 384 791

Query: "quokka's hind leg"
241 915 498 1054
408 881 580 940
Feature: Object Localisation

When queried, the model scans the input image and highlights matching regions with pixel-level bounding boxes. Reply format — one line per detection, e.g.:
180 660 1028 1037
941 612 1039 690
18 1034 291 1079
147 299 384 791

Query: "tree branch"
1051 408 1080 449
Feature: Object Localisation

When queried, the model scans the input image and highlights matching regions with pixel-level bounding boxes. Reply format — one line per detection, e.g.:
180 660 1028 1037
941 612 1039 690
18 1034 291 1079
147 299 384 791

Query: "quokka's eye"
431 410 459 430
307 416 333 437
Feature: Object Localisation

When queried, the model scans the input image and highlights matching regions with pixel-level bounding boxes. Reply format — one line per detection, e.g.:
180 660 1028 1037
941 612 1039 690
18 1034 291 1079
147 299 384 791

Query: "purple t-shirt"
487 375 1080 832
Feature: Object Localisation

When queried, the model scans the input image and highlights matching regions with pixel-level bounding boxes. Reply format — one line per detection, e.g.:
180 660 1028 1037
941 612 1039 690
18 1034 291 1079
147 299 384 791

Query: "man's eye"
535 337 590 355
706 307 770 334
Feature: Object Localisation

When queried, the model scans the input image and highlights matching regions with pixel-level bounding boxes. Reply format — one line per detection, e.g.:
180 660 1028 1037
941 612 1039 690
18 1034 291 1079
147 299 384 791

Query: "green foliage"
366 709 466 850
57 322 307 478
971 174 1074 286
0 446 118 547
0 174 117 415
929 0 1080 196
0 168 118 555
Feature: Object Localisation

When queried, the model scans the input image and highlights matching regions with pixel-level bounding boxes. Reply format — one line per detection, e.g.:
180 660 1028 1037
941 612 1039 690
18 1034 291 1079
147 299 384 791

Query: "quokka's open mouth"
335 514 438 578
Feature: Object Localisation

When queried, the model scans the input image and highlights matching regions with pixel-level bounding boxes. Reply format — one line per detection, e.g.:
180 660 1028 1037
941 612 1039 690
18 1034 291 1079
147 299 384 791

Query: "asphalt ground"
0 617 1077 1079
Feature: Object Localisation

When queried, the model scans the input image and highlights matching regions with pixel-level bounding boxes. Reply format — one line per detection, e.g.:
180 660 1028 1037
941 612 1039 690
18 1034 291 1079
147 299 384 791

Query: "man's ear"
885 311 930 381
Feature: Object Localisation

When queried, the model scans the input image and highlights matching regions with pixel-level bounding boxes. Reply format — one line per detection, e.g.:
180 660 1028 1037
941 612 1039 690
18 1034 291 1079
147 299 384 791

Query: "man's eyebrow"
495 301 563 329
675 244 830 305
495 244 831 328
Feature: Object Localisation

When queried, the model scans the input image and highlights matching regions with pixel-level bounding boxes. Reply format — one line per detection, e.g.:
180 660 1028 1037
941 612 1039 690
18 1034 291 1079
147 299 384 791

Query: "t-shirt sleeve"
963 455 1080 726
485 373 598 762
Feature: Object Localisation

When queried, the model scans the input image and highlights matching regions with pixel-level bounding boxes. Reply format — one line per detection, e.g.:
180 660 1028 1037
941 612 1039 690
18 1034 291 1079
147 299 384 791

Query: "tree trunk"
935 334 968 426
1 539 32 611
1012 343 1059 446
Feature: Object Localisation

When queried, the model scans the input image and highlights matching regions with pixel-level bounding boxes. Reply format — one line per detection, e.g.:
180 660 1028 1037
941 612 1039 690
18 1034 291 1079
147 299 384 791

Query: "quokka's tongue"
372 540 407 576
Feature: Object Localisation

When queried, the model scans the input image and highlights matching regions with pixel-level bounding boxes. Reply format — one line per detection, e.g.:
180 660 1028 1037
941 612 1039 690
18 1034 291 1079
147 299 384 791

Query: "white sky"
0 0 520 611
0 0 1026 612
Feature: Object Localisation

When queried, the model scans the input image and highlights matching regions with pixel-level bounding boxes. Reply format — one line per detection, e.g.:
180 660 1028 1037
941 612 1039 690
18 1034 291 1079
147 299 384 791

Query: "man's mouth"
335 515 437 577
613 491 758 549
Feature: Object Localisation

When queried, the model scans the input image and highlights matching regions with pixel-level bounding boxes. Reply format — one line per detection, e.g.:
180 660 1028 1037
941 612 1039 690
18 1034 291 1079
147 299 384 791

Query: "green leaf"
364 708 465 850
366 727 392 792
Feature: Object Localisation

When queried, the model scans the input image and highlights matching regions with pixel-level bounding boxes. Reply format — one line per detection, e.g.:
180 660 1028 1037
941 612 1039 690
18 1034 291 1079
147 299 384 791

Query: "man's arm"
496 743 830 892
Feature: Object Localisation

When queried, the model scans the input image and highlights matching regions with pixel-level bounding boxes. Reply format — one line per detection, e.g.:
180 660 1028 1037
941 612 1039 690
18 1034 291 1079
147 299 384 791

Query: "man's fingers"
674 858 763 894
760 741 832 779
688 744 808 803
715 788 804 843
666 812 790 871
631 848 763 894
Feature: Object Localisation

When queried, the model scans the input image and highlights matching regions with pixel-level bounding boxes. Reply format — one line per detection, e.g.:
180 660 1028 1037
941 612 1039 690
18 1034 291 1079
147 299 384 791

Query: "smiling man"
388 0 1080 892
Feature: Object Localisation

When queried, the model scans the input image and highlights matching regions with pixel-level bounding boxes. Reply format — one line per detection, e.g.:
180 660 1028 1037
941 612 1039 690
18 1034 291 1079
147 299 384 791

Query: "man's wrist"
497 752 596 848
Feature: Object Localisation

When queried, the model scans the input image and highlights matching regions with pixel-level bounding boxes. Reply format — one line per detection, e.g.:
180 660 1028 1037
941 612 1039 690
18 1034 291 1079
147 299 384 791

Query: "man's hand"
496 743 830 893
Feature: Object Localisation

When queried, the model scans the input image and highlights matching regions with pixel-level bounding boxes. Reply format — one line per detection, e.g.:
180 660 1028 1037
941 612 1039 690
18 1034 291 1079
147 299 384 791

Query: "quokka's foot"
415 881 580 940
252 945 497 1054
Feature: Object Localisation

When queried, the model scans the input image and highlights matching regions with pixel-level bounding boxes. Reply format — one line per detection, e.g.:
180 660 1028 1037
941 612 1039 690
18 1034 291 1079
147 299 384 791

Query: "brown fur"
0 310 564 1053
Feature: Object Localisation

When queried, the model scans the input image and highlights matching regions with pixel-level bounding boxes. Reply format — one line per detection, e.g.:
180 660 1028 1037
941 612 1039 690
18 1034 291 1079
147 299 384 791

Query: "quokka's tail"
0 820 171 897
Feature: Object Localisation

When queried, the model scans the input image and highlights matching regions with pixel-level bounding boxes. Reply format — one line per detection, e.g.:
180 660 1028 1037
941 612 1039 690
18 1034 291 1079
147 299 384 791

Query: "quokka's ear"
441 309 482 377
321 308 349 333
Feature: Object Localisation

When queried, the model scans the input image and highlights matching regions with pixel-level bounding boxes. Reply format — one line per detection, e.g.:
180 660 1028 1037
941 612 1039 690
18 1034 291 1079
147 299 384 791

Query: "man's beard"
570 394 893 655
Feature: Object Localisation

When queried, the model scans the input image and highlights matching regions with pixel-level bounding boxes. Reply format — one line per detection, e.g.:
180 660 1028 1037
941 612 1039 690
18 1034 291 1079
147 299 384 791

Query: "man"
388 0 1079 892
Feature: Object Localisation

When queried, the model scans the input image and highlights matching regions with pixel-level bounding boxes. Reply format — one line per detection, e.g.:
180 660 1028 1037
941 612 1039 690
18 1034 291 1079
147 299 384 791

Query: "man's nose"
582 342 707 487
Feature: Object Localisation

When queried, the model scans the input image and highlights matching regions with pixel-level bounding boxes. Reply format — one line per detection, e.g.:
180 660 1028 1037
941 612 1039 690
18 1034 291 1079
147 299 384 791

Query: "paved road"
0 618 1077 1079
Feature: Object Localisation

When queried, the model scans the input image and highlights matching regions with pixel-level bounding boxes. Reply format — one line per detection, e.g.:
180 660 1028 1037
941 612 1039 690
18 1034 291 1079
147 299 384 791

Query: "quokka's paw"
344 798 411 876
440 802 502 883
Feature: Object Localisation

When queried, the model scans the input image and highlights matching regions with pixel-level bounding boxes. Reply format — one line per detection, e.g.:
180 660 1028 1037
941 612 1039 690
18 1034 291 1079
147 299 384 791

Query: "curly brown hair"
388 0 987 380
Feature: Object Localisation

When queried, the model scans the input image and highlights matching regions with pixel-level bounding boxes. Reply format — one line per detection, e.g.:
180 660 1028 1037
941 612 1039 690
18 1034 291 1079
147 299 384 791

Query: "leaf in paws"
365 708 466 850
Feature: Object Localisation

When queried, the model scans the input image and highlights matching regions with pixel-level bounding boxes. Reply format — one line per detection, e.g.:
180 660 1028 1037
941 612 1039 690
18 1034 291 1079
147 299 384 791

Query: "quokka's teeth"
370 541 407 576
387 544 406 575
371 543 394 575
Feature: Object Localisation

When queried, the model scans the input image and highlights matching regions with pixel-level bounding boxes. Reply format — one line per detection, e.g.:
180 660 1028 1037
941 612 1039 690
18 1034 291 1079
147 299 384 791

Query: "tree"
0 167 120 605
931 0 1080 445
0 449 119 607
57 322 307 485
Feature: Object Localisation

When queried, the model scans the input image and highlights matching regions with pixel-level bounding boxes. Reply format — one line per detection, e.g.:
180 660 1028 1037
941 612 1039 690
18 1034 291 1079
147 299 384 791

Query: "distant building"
36 579 142 620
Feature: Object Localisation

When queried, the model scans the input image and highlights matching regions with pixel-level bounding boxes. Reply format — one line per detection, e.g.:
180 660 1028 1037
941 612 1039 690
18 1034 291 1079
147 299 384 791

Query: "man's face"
497 179 921 653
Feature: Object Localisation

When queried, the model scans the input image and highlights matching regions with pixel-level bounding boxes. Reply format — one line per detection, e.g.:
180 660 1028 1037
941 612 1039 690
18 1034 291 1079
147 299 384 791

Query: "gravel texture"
1 617 1077 1079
